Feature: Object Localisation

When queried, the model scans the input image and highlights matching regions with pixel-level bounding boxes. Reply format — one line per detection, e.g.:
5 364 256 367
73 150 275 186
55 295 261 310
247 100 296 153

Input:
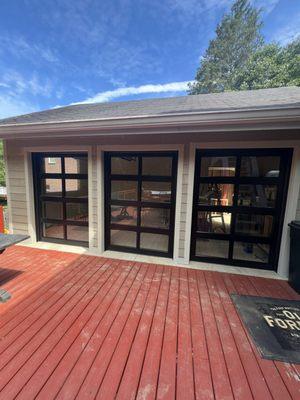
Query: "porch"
0 245 299 399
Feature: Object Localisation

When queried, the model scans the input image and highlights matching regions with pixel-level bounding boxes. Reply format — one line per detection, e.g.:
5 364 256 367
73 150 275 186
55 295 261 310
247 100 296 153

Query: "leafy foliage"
0 141 5 187
189 0 300 94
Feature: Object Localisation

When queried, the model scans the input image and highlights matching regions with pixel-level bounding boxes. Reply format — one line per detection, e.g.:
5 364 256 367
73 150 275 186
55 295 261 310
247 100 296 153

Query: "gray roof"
0 86 300 126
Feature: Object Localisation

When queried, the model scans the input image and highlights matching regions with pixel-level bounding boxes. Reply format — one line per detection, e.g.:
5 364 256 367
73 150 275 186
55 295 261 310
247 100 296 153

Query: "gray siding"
296 187 300 220
178 144 190 259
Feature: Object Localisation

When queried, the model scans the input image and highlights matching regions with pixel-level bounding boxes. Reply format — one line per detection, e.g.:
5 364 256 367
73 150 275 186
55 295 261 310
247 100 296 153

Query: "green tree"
231 38 300 90
0 141 6 187
189 0 263 94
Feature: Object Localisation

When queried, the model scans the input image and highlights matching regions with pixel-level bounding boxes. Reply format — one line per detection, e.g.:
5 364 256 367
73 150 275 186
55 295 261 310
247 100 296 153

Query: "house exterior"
0 86 299 279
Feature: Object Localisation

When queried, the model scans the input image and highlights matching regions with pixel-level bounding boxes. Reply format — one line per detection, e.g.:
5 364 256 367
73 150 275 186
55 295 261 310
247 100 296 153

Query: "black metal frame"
32 152 89 247
191 148 293 270
104 151 178 257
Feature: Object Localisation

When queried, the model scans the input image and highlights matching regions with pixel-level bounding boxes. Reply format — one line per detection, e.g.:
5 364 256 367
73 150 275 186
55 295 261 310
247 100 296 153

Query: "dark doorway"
191 148 292 270
104 151 178 257
32 153 89 246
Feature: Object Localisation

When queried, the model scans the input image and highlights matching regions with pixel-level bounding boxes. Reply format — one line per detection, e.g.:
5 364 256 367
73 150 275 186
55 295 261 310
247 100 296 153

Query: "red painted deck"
0 246 299 400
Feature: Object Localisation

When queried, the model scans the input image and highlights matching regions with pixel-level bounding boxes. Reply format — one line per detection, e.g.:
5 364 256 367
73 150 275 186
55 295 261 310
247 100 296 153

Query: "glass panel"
42 157 61 173
111 205 137 225
142 182 171 202
200 156 236 177
111 181 138 201
238 185 277 208
233 242 269 263
195 239 229 258
65 179 88 198
141 207 170 229
41 179 62 197
140 233 169 252
240 156 280 177
65 156 88 174
111 156 138 175
66 203 88 222
235 214 273 237
199 183 234 206
197 211 231 234
43 222 64 239
110 229 136 247
142 157 172 176
67 225 88 242
42 201 63 220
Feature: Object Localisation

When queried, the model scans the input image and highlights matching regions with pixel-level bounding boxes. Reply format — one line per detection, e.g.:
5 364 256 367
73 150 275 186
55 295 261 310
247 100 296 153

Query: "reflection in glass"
142 157 172 176
110 230 136 247
141 182 171 202
42 201 63 220
65 156 88 174
200 156 236 177
141 208 170 229
238 185 277 208
67 225 88 242
197 211 231 234
65 179 88 198
41 179 62 197
140 233 168 252
111 156 138 175
110 206 137 225
111 181 137 201
199 183 234 206
66 203 88 222
235 214 273 237
233 242 269 263
43 222 64 239
195 239 229 258
42 157 61 173
240 156 280 177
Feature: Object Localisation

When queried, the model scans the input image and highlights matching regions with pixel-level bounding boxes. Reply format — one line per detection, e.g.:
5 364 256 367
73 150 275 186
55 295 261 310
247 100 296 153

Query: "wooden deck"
0 246 299 400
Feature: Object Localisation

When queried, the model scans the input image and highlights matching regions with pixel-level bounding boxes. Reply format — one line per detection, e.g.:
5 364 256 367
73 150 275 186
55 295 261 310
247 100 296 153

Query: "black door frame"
104 151 178 258
190 148 293 270
32 152 89 247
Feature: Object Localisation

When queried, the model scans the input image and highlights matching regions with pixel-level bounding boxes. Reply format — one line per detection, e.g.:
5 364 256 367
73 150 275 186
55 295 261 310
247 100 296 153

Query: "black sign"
231 295 300 364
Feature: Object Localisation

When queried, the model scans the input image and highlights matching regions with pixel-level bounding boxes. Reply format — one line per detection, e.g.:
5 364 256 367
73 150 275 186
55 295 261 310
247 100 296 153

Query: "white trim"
97 143 184 260
3 140 13 233
24 150 37 242
97 148 105 253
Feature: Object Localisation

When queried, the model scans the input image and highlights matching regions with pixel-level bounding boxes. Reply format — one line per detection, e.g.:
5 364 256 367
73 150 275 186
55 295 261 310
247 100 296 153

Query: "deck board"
0 246 299 400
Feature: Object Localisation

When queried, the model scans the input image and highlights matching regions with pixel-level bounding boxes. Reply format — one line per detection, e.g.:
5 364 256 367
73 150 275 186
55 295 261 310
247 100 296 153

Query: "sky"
0 0 299 118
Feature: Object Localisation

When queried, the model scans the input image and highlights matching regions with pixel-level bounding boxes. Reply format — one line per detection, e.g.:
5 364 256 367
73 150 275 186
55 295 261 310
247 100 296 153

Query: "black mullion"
136 155 142 250
229 155 241 260
61 156 67 241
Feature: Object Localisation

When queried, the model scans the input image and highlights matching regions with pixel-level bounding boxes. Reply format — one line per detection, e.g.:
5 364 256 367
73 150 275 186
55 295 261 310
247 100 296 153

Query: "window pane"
111 181 138 201
142 182 171 202
110 230 136 247
67 225 88 242
199 183 234 206
42 157 61 173
65 179 88 198
140 233 169 252
41 179 62 197
238 185 277 208
66 203 88 222
111 206 137 225
111 156 138 175
65 156 88 174
200 156 236 177
233 242 269 263
141 207 170 229
43 222 64 239
240 156 280 177
197 212 231 234
142 157 172 176
235 214 273 237
42 201 63 220
195 239 229 258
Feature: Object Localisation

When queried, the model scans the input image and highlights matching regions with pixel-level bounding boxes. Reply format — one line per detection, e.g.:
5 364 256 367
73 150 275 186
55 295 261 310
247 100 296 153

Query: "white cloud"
252 0 280 14
273 15 300 45
74 81 193 104
0 94 37 119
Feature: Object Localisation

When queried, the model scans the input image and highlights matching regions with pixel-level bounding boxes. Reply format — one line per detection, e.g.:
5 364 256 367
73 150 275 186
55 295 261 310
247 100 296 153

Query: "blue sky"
0 0 299 118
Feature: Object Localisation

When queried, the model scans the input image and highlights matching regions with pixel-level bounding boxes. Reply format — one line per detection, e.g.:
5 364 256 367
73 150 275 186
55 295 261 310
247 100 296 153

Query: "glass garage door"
104 151 178 257
191 148 292 270
32 153 89 246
